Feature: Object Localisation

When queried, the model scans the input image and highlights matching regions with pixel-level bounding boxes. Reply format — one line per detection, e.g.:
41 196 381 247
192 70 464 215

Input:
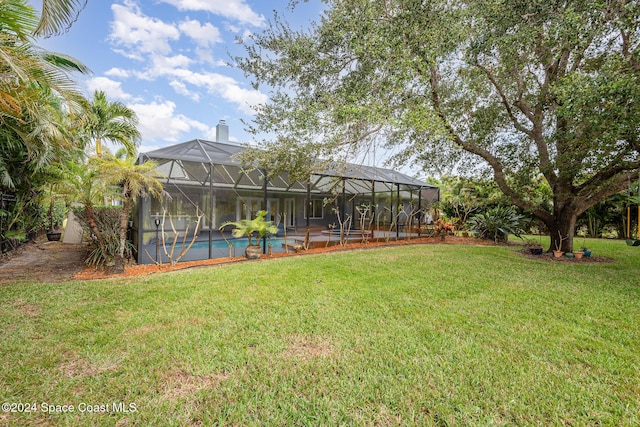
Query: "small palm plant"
220 210 278 258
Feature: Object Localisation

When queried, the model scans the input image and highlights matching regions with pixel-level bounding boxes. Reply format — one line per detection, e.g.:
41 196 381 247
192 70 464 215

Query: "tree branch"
577 157 640 197
474 62 534 136
621 29 640 73
576 171 639 216
429 68 552 223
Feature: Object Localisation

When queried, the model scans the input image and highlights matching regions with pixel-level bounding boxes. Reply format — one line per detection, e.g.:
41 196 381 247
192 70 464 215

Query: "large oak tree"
237 0 640 252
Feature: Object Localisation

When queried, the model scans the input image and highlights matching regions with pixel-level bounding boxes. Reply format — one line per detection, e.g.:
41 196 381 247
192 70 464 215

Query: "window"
305 199 324 219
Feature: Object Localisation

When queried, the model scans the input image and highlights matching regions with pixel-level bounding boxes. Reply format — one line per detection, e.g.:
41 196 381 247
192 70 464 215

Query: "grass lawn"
1 238 639 426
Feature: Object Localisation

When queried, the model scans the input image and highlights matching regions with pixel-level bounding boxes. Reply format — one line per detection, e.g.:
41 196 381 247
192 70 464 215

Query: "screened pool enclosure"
133 132 439 264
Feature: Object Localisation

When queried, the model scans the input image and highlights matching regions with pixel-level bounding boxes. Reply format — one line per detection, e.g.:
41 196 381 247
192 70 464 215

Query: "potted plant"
580 239 591 258
553 231 566 258
45 184 62 241
219 210 278 259
525 240 544 255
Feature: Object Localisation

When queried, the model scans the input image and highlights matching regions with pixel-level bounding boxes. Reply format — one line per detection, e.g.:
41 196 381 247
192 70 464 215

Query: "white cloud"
102 0 268 134
214 79 267 115
104 67 130 78
194 47 214 64
132 60 267 114
85 77 134 100
110 48 144 62
128 100 212 142
110 2 180 58
145 54 194 78
169 80 200 102
178 18 222 47
173 70 267 114
160 0 265 27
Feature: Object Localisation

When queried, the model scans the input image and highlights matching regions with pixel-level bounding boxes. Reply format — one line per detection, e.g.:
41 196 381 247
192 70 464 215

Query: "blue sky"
33 0 325 153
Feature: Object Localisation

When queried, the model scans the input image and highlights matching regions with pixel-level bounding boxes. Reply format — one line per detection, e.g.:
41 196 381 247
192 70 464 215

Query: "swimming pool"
190 238 289 249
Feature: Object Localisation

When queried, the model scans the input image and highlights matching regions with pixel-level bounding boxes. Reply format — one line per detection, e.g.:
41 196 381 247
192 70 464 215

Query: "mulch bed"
74 236 495 281
517 248 614 263
1 236 612 283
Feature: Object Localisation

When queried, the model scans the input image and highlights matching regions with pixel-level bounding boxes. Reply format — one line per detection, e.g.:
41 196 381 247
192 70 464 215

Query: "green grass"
1 238 639 426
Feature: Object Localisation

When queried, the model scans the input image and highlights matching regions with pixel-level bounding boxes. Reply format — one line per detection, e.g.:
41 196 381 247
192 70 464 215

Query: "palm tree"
0 0 88 187
0 1 88 121
0 89 86 241
0 1 90 244
81 90 140 156
34 0 88 37
94 152 163 264
57 157 109 254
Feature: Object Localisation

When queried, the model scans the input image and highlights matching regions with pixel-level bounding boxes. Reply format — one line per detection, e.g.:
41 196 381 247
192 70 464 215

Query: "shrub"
433 219 455 236
467 206 524 243
73 206 129 266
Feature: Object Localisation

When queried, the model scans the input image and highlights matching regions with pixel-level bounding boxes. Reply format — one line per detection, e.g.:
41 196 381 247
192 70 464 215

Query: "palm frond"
34 0 88 38
0 0 38 39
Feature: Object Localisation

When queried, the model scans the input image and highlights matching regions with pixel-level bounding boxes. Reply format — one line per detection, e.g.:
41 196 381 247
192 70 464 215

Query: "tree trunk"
119 196 132 259
547 207 578 253
118 183 132 259
110 256 126 274
48 195 54 231
84 203 107 257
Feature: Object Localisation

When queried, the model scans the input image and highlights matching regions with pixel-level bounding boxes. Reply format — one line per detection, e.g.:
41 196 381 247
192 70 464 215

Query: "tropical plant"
433 219 455 237
434 176 511 231
34 0 88 37
79 90 140 156
39 159 74 232
467 206 524 244
57 158 112 258
93 151 163 266
73 205 122 266
0 1 87 123
219 210 278 247
0 0 88 245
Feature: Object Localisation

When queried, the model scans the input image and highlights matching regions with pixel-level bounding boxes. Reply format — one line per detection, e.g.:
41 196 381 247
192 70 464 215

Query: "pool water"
190 238 288 249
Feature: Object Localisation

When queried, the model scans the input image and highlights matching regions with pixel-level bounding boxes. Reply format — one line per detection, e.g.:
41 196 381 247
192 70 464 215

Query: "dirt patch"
282 334 335 361
0 240 88 284
58 354 119 378
11 299 41 316
162 369 230 401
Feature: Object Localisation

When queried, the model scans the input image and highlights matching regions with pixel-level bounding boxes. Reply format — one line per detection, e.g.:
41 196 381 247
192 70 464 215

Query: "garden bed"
75 236 494 280
517 247 615 263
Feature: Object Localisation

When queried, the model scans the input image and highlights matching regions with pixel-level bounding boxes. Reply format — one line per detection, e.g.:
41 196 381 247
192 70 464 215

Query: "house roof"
140 139 244 164
140 139 438 197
